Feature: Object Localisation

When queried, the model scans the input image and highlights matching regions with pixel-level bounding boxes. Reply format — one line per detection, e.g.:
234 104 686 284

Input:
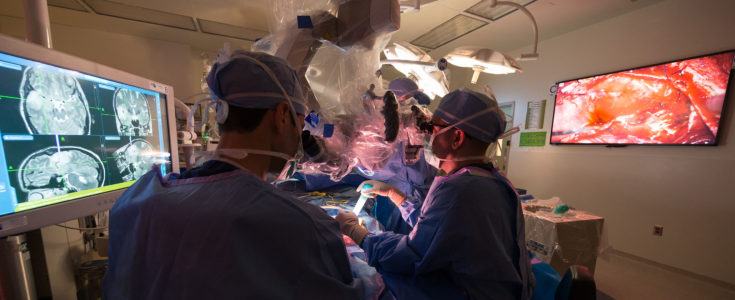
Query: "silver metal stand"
0 235 37 300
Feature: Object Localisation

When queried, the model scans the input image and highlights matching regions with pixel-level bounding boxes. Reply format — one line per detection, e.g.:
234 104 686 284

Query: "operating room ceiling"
0 0 664 55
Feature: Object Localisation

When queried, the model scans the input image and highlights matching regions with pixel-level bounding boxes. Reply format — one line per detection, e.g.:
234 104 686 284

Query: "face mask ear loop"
214 99 229 125
433 107 497 137
431 106 497 151
233 55 301 131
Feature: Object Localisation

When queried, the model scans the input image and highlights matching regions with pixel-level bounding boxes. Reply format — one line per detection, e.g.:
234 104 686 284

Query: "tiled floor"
594 251 735 300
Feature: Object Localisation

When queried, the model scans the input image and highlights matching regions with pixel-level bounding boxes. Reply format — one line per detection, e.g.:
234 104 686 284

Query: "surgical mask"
423 146 442 169
210 53 304 182
423 107 499 168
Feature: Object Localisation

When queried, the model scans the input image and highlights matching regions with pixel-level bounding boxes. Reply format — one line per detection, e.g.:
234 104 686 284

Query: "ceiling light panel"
197 19 266 41
48 0 89 12
84 0 197 31
411 15 487 49
466 0 536 21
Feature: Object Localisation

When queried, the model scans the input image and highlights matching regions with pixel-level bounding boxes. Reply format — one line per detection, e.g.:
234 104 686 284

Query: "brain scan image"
113 139 156 181
18 147 105 201
19 67 91 135
114 89 152 136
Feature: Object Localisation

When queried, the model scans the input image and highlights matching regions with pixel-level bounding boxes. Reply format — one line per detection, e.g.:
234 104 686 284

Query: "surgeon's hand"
357 180 406 207
335 210 369 245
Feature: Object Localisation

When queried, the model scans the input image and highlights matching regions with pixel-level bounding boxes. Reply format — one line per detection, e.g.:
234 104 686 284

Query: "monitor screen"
0 51 172 218
550 51 734 145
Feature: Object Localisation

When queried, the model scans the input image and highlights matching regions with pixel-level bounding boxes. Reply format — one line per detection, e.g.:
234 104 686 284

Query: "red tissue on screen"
551 52 734 144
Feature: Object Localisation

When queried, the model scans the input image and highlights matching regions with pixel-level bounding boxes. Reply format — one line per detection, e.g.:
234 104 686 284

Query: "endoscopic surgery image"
551 52 733 144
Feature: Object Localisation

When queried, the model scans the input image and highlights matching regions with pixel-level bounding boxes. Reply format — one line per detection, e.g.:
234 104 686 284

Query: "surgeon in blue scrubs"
337 89 533 299
355 139 435 233
388 77 433 106
357 77 437 232
104 51 363 299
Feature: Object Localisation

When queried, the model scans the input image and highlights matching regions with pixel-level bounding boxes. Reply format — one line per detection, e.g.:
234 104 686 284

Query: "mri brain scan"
20 67 91 135
114 89 152 136
113 139 156 181
18 147 105 201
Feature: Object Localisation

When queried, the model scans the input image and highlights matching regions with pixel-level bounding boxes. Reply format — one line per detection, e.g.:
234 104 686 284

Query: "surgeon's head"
206 50 306 177
388 77 432 105
427 88 505 173
388 77 418 101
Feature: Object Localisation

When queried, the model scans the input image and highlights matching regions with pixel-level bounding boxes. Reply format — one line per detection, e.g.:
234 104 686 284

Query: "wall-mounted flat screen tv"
551 50 734 145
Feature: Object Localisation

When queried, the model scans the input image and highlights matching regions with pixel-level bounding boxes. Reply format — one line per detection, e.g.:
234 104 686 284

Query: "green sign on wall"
519 131 547 147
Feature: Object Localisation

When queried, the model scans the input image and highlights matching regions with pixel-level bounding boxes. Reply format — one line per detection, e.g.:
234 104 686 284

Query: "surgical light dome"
382 41 449 99
445 47 522 84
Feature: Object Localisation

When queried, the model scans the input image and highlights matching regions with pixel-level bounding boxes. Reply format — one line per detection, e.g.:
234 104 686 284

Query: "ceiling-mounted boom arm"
492 0 539 60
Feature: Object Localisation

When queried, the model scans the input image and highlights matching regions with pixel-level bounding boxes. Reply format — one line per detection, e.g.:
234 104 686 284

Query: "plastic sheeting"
522 198 605 275
253 0 399 117
299 108 425 181
307 39 392 119
254 0 424 182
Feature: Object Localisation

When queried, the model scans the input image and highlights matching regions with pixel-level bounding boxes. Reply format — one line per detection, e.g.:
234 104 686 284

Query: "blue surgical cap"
434 88 506 144
206 50 307 115
413 91 432 105
388 77 419 98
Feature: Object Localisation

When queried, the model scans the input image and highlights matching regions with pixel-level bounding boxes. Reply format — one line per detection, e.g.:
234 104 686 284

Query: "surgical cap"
434 88 506 144
388 77 419 98
206 50 307 115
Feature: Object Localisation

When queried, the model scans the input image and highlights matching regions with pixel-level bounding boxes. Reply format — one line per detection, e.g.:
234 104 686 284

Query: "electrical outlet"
653 225 664 236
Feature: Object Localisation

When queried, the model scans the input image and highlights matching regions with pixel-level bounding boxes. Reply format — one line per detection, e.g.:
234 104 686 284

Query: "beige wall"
0 15 207 102
477 0 735 285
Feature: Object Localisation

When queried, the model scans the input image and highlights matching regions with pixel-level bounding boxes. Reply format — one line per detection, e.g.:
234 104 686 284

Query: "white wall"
0 15 214 299
479 0 735 285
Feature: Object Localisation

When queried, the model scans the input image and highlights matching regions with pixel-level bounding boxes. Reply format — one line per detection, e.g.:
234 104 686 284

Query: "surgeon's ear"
451 129 465 150
273 102 291 133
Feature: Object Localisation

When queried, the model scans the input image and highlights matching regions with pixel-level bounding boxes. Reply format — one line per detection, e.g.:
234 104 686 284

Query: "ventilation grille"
465 0 536 21
198 19 266 41
84 0 197 31
48 0 89 12
411 15 487 49
46 0 264 41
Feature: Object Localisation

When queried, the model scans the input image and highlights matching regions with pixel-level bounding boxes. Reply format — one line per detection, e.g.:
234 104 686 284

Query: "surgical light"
382 42 449 99
445 47 521 83
445 0 540 83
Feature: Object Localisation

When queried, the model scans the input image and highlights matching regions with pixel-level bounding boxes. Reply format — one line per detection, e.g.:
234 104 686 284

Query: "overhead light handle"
492 0 539 60
381 59 436 67
471 67 483 84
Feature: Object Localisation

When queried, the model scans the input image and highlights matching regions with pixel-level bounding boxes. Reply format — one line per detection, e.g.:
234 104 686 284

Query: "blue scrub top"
362 164 533 299
104 162 362 299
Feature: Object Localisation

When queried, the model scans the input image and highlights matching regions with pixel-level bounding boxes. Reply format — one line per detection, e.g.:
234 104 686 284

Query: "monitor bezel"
0 34 180 237
549 49 735 146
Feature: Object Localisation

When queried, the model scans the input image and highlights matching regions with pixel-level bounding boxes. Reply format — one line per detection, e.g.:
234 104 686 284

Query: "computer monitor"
0 34 179 237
